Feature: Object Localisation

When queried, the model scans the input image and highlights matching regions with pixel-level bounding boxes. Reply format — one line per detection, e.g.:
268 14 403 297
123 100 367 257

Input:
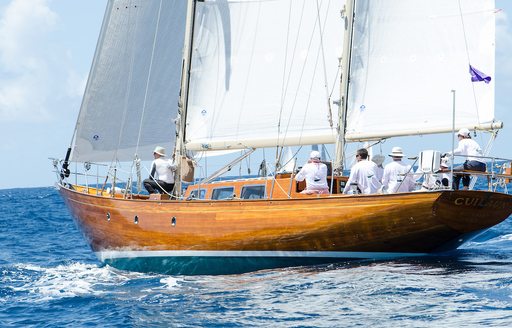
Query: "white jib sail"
72 0 187 162
185 0 344 151
346 0 496 141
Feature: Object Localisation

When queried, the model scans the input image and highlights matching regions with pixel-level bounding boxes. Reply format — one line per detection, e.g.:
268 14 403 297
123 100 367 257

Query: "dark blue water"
1 187 512 327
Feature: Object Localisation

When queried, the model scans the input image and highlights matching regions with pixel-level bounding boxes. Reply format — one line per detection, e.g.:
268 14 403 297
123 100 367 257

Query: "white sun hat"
153 146 166 156
456 128 470 138
388 146 404 158
309 150 321 159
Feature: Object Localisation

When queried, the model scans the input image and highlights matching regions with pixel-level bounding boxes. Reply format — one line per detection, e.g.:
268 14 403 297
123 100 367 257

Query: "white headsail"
185 0 344 151
72 0 187 162
346 0 496 141
71 0 497 165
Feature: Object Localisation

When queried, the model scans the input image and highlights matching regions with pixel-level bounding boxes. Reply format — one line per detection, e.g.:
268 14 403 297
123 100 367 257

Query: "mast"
175 0 198 196
333 0 355 176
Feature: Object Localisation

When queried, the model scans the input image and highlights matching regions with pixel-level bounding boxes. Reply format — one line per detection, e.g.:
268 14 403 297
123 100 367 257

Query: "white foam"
160 276 179 289
11 262 139 301
9 262 186 302
499 233 512 241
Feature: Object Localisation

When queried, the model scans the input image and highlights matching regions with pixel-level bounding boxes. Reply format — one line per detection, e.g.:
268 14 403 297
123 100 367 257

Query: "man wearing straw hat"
382 146 415 193
143 146 177 194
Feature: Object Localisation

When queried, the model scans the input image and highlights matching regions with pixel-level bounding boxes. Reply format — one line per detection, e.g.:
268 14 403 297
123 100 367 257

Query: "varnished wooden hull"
59 185 512 274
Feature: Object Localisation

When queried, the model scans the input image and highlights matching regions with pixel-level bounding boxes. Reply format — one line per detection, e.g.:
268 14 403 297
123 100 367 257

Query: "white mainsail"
185 0 343 151
346 0 496 141
72 0 187 162
70 0 498 166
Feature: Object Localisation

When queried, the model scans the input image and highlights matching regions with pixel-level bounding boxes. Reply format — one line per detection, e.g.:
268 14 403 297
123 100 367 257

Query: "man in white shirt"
446 128 486 190
143 146 177 194
382 147 415 193
343 148 382 195
295 151 329 194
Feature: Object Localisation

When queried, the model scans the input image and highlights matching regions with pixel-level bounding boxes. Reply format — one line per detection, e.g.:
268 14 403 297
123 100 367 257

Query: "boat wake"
2 262 180 302
463 230 512 248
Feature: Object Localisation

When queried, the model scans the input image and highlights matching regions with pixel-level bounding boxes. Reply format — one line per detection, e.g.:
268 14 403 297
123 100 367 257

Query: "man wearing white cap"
445 128 486 190
382 147 416 193
342 148 382 195
295 150 329 194
143 146 177 194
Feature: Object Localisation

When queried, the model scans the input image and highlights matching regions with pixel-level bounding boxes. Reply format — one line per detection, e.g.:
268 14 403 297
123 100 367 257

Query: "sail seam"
136 0 164 155
274 0 308 175
234 2 262 141
281 0 332 149
113 0 138 165
316 0 332 127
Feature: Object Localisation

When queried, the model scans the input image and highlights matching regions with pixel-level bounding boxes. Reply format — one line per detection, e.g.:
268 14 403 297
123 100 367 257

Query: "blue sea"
1 187 512 327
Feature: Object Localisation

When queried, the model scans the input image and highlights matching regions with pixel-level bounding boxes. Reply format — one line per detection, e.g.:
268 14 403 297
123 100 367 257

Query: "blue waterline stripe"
97 250 429 261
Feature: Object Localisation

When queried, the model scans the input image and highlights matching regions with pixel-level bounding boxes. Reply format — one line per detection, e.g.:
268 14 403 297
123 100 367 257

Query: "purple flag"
469 65 491 84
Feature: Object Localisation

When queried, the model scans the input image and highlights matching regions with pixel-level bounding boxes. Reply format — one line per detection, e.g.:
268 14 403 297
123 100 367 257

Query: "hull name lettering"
454 197 508 209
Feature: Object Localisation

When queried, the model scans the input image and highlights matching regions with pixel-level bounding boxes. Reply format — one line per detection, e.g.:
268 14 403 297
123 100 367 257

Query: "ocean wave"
1 262 183 303
497 233 512 241
6 262 134 302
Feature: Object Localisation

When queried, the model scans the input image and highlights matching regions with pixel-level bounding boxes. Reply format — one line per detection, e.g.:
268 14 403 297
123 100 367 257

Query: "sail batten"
72 0 187 162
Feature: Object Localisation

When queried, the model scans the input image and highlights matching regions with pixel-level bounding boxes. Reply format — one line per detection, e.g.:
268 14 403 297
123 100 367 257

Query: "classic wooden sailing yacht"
55 0 512 275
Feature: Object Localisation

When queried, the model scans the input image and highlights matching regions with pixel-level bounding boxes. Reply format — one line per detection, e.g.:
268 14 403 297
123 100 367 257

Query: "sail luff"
175 0 198 195
334 0 355 175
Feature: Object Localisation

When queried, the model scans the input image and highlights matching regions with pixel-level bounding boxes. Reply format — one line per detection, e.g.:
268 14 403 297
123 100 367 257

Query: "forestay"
72 0 187 162
185 0 344 151
346 0 496 141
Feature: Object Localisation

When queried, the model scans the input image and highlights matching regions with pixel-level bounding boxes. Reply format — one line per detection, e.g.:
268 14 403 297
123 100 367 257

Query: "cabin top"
183 174 348 201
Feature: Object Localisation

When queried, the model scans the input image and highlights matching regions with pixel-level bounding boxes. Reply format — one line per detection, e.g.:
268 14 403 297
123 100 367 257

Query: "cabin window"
189 188 206 199
240 185 266 199
211 187 235 200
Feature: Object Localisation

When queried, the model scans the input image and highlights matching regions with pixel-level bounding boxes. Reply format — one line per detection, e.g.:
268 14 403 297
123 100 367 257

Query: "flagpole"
451 90 456 189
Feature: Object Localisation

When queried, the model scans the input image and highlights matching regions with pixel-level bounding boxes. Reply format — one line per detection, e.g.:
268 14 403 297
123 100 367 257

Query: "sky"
0 0 512 190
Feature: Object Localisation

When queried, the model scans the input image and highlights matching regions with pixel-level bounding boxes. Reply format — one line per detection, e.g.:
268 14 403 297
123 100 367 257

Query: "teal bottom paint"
103 256 356 275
